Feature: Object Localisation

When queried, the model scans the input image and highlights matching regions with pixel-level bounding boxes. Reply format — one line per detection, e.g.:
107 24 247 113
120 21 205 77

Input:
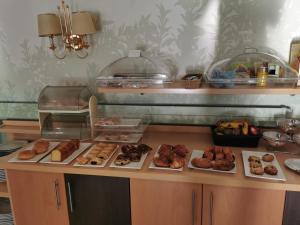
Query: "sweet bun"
18 150 36 160
191 158 212 169
264 165 278 175
250 166 264 175
262 154 274 162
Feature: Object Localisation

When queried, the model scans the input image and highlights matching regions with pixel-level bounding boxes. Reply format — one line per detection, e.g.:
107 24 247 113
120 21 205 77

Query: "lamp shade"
72 12 96 35
37 13 62 37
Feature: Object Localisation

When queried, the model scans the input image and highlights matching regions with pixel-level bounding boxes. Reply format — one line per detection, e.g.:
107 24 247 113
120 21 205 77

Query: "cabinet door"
65 174 131 225
7 170 69 225
131 179 202 225
202 184 285 225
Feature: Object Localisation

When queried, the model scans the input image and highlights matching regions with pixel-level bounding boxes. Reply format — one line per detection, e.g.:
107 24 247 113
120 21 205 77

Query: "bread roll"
33 140 49 154
18 150 36 160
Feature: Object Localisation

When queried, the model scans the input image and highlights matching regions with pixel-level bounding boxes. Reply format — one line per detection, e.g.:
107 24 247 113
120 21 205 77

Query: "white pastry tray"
149 145 184 172
109 150 149 170
188 150 237 174
73 144 119 168
9 141 59 163
242 150 286 181
95 118 141 128
39 143 92 165
94 133 143 143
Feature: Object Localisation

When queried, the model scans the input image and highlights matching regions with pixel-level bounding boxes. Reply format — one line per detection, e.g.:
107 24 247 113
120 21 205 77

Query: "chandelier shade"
38 14 62 37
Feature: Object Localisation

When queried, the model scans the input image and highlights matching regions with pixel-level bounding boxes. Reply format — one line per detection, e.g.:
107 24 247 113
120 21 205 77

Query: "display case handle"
210 192 214 225
54 180 61 209
192 191 196 225
67 181 74 213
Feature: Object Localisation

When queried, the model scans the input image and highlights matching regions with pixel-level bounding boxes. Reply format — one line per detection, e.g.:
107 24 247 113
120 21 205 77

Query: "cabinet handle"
209 192 214 225
192 191 196 225
54 180 61 209
67 181 74 213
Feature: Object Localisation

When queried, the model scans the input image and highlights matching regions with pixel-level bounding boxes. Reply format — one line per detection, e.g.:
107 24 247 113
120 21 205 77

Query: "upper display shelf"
38 86 92 112
97 82 300 95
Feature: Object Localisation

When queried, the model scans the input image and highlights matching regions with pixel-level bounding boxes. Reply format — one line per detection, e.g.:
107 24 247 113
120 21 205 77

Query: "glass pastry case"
205 48 299 88
96 51 173 88
38 86 97 140
38 86 92 112
41 113 91 140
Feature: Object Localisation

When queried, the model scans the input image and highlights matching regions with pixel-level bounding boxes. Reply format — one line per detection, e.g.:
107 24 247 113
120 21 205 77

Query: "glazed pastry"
76 156 89 165
223 147 233 155
33 140 49 154
215 153 225 160
203 151 214 160
153 157 170 167
250 161 262 168
137 144 152 154
173 145 189 157
18 150 36 160
90 157 103 165
114 154 131 166
248 156 260 162
212 160 235 171
170 156 185 169
262 154 274 162
264 165 278 175
224 153 235 162
250 166 264 175
191 158 212 169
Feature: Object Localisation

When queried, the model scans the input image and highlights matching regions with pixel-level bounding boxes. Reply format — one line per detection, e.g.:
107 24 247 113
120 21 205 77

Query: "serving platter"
148 146 185 172
94 133 143 143
73 144 119 168
284 158 300 174
109 150 149 170
9 141 59 163
95 118 141 128
242 150 286 181
188 150 237 174
39 143 92 165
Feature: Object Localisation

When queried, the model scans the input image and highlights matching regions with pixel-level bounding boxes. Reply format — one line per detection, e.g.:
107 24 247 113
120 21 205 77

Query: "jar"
257 64 268 87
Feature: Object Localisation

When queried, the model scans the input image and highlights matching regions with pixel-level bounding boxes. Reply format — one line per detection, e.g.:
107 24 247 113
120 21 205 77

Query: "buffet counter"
1 125 300 192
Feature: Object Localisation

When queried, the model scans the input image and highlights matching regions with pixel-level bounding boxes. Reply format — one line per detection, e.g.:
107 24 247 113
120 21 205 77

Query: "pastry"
215 153 225 160
170 156 185 169
223 147 233 155
114 154 131 166
129 152 142 162
224 153 235 162
173 145 189 157
203 151 214 160
250 166 264 175
76 156 89 165
250 160 262 168
137 144 152 154
18 150 36 160
153 157 170 168
248 156 260 162
262 154 274 162
51 139 80 162
32 140 49 154
264 165 278 175
90 157 103 165
191 158 212 169
212 160 235 171
119 134 129 141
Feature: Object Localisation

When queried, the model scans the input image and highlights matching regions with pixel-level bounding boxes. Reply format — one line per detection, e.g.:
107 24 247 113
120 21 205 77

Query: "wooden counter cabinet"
202 184 286 225
130 179 202 225
7 170 69 225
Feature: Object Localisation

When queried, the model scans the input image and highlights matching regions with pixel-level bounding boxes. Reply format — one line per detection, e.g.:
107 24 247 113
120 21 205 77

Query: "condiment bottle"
257 63 268 87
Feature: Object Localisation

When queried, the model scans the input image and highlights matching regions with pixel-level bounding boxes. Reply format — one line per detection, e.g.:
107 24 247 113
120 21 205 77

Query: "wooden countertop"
1 126 300 191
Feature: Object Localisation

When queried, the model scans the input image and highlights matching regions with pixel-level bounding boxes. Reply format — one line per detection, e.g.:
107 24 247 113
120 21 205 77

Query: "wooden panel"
131 179 202 225
7 170 69 225
283 191 300 225
202 184 285 225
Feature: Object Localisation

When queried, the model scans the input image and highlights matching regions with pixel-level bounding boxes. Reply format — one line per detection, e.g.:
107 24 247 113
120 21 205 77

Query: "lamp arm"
75 49 88 59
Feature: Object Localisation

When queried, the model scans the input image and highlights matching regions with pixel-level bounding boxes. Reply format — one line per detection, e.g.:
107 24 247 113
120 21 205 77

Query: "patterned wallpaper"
0 0 300 123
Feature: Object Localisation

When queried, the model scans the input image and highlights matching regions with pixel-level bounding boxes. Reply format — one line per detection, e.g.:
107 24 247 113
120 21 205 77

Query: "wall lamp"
37 1 97 59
